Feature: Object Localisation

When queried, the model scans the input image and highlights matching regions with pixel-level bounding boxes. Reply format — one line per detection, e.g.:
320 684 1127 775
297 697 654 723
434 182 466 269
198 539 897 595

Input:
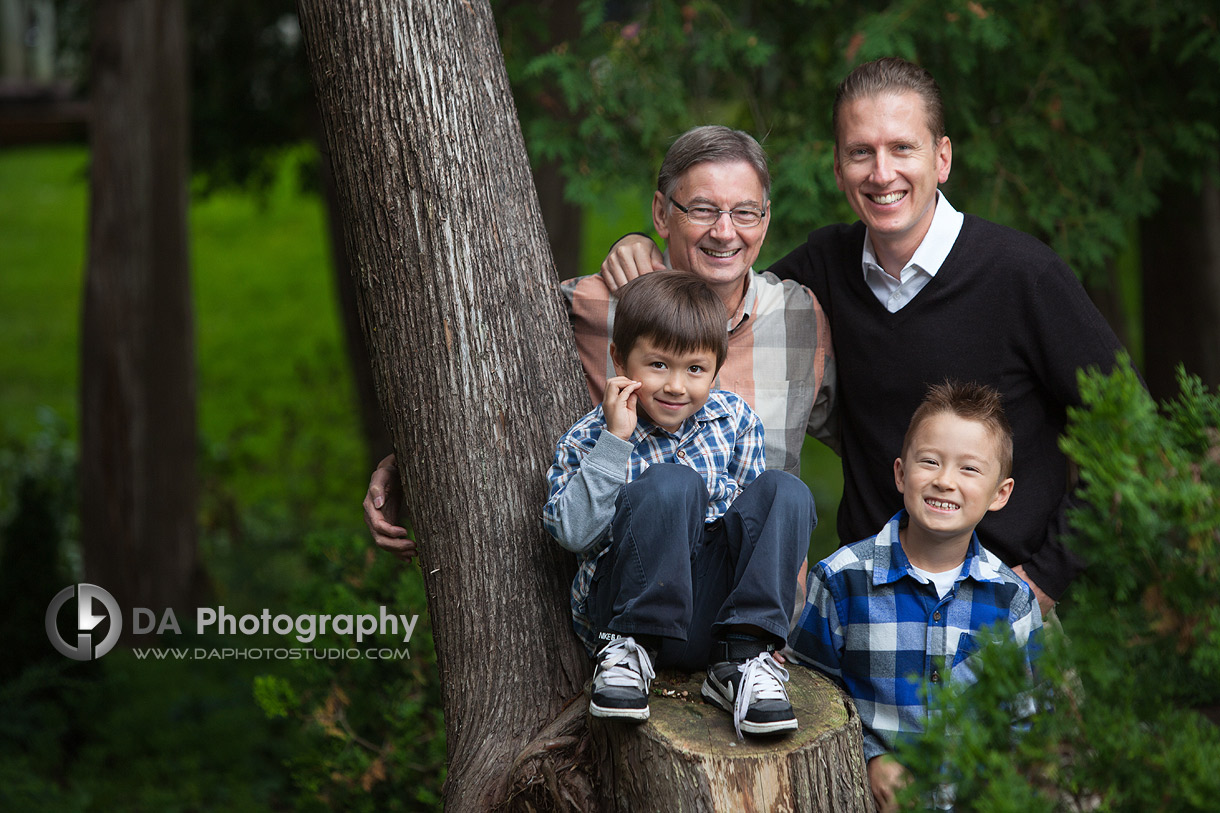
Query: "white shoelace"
595 637 656 694
733 652 790 738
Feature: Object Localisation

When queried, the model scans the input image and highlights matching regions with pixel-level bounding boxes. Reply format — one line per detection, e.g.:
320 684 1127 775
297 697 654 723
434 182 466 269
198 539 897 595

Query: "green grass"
0 146 89 437
189 149 366 529
0 145 367 530
0 145 375 810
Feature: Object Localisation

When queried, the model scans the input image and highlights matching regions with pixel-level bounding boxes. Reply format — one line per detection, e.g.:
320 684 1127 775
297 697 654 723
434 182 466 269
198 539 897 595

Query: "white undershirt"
909 562 960 600
861 192 965 313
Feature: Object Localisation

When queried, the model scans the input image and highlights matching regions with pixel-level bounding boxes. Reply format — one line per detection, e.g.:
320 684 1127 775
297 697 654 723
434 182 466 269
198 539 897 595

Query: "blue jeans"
586 464 815 671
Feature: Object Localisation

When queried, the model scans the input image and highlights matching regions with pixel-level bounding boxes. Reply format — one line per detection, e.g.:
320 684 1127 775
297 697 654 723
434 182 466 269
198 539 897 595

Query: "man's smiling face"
834 91 952 269
653 160 769 306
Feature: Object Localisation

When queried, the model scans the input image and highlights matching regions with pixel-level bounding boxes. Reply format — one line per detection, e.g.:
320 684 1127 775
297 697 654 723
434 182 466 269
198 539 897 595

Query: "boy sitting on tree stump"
543 271 816 738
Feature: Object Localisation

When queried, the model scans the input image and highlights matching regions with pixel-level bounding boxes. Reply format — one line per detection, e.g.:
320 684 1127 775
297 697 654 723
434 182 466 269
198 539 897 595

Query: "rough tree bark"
296 0 591 806
314 0 586 470
592 669 870 812
81 0 202 636
314 123 395 471
297 1 867 808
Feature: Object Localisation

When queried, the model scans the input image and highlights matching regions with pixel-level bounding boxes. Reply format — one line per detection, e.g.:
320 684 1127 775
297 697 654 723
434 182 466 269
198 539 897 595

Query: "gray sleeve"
544 430 634 555
806 350 840 455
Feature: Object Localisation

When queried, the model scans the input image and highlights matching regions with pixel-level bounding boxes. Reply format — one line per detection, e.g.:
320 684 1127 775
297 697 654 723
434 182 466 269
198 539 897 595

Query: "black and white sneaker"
589 636 656 721
702 651 797 737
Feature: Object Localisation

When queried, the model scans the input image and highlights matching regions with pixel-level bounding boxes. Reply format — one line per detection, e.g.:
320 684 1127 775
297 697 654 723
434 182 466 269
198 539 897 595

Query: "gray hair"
656 125 771 202
833 57 946 143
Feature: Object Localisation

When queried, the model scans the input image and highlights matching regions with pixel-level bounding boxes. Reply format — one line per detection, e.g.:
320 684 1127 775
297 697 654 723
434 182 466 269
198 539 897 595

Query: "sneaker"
701 651 797 737
589 636 656 721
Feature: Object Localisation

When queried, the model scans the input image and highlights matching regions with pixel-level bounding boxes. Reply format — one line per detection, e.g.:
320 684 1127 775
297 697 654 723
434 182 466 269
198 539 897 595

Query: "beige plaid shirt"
561 269 837 474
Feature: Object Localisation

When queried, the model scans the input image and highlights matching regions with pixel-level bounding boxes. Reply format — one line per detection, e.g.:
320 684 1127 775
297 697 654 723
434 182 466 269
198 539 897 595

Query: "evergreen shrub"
899 358 1220 811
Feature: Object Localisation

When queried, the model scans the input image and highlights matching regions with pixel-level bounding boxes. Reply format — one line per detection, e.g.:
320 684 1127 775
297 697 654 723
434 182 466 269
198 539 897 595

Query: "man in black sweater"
600 58 1127 615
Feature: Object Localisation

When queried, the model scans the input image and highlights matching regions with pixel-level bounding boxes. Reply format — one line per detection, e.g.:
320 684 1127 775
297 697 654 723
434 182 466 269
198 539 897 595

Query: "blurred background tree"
1 0 1217 808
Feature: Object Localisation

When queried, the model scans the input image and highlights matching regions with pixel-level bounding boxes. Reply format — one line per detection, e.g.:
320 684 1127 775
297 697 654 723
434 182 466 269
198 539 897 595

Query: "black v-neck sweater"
769 215 1126 600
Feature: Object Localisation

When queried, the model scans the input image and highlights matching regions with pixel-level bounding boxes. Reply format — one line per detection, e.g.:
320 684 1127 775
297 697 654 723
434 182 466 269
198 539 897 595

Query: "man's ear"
610 342 627 377
988 477 1015 513
936 135 953 184
893 457 906 494
833 145 845 192
652 191 670 240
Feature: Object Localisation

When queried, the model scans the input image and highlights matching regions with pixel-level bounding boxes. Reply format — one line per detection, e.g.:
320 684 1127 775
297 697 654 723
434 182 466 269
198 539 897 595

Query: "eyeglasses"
669 197 768 228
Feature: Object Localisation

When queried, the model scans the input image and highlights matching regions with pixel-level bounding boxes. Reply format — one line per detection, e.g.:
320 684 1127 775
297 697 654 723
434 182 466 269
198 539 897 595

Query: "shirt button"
931 670 940 684
933 611 941 622
677 450 686 458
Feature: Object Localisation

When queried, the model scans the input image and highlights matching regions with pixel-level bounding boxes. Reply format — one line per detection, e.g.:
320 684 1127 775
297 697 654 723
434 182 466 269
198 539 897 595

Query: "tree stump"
590 665 870 812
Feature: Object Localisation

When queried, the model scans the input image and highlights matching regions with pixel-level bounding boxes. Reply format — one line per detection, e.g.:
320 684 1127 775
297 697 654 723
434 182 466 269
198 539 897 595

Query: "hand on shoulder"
599 234 665 291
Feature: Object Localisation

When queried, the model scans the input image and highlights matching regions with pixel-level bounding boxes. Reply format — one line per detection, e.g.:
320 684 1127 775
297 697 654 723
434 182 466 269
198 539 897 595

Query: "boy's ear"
893 457 906 494
610 342 627 377
988 477 1015 513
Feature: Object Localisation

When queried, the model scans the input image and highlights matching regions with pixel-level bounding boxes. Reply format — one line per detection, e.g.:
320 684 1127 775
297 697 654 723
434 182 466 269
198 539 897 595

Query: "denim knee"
619 462 707 508
752 470 815 511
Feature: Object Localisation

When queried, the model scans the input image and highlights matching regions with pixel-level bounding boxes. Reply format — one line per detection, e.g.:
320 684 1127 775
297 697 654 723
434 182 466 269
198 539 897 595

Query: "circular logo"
46 584 122 660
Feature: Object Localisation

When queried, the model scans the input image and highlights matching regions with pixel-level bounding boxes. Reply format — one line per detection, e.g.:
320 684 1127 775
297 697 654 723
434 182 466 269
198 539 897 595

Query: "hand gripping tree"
296 2 867 809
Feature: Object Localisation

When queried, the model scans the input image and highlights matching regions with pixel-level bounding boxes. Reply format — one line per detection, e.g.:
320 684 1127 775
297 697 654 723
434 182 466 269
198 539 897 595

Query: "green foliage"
0 431 444 811
0 147 444 810
187 0 315 196
250 531 445 812
0 411 78 680
1061 359 1220 710
895 360 1220 811
895 629 1058 813
515 1 1220 278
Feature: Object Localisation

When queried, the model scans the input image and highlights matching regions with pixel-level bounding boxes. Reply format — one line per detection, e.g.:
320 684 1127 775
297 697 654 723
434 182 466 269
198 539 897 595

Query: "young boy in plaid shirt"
543 272 816 737
790 381 1042 811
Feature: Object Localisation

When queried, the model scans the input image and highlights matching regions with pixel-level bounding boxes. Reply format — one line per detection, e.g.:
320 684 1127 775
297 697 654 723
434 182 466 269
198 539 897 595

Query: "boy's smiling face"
894 411 1014 556
611 336 718 433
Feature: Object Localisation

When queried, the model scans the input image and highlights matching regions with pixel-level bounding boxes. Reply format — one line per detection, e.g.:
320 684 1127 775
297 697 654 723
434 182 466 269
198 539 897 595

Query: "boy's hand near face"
867 755 909 813
603 376 642 440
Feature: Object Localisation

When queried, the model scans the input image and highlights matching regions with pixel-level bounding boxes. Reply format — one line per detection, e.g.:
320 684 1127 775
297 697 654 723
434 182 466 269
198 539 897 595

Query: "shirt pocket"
950 631 983 687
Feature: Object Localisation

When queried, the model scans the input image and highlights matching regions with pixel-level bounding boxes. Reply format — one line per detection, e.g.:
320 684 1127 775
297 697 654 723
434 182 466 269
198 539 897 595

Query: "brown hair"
612 272 728 372
902 381 1014 479
657 125 771 202
833 57 946 144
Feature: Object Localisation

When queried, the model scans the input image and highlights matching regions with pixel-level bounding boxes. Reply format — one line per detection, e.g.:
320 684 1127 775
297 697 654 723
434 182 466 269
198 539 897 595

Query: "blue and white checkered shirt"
542 389 765 653
789 510 1042 760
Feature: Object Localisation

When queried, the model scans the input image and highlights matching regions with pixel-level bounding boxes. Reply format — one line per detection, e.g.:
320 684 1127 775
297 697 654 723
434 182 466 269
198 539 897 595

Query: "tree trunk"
1141 177 1220 400
1081 261 1131 357
519 0 584 280
297 1 867 808
499 0 585 280
81 0 201 638
296 0 590 806
314 123 395 471
592 668 870 812
313 0 586 471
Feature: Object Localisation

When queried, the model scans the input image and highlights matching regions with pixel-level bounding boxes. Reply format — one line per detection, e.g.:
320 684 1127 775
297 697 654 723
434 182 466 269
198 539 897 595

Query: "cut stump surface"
591 664 871 812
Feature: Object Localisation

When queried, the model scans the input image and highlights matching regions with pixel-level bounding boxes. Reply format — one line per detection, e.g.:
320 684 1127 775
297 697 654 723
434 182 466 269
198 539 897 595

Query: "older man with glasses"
365 124 837 565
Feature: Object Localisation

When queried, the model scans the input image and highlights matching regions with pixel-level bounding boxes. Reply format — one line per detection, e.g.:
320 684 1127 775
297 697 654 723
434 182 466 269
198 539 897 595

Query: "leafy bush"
251 530 445 812
897 359 1220 811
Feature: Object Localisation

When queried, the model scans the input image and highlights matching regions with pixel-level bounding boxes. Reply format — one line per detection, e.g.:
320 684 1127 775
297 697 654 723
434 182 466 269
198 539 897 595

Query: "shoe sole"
589 701 650 721
700 678 798 735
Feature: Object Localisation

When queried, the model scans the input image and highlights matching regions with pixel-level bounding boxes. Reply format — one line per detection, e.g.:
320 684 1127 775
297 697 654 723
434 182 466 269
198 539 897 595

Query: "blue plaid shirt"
542 389 765 653
789 510 1042 760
